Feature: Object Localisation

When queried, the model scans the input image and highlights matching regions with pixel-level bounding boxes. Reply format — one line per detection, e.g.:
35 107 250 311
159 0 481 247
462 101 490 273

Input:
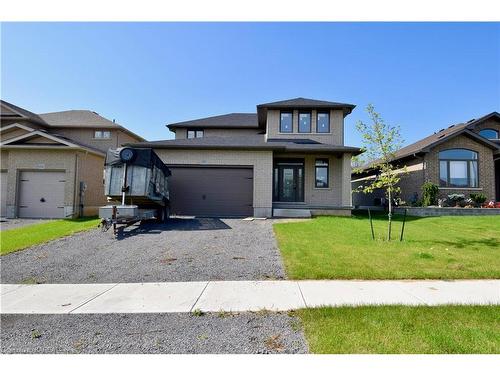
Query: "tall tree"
353 104 405 240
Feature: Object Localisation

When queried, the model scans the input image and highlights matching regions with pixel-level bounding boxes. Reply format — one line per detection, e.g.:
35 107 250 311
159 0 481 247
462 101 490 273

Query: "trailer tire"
158 201 169 223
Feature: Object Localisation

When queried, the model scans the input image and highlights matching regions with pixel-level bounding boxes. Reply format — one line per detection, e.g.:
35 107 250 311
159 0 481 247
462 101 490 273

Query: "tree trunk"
387 188 392 241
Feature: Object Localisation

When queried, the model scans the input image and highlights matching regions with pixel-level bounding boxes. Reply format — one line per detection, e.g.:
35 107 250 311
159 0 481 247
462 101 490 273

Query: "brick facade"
424 134 496 201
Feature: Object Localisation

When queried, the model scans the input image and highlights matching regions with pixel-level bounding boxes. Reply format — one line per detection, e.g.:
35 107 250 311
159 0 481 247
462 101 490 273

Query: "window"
187 129 204 139
280 111 293 133
298 112 311 133
439 149 478 188
317 112 330 133
94 130 111 139
315 159 329 188
479 128 499 140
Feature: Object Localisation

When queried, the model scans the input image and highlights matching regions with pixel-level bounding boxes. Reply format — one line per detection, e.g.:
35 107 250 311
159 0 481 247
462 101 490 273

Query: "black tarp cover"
105 148 171 176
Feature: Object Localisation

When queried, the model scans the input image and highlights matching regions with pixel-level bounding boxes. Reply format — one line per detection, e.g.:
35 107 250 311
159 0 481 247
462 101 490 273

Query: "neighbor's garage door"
18 171 66 218
1 171 7 217
169 167 253 217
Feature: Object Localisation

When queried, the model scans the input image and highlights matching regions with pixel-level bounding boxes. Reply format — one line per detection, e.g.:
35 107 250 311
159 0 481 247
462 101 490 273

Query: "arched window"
439 149 478 188
479 128 499 140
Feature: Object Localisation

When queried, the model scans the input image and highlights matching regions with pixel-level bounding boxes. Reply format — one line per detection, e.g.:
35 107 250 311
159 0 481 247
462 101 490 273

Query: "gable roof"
463 111 500 128
0 100 48 125
1 100 145 141
391 112 500 162
38 110 145 141
167 113 258 130
1 129 105 156
355 112 500 173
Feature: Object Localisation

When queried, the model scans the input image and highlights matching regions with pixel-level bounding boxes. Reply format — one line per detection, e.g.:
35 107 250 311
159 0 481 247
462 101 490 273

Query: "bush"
421 182 439 207
447 193 466 207
469 193 487 207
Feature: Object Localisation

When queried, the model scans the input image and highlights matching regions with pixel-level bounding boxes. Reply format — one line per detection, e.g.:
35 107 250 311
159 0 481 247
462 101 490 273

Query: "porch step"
273 208 311 218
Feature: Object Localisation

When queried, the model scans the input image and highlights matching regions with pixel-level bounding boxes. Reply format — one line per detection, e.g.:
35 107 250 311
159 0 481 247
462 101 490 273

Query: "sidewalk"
1 280 499 314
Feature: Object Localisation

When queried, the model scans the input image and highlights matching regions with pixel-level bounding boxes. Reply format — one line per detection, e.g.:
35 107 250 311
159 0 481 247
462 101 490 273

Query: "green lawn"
295 305 500 354
0 217 100 255
274 214 500 279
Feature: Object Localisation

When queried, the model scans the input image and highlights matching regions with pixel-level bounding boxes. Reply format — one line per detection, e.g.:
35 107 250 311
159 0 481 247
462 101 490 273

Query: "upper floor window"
187 129 204 139
280 111 293 133
439 148 478 188
94 130 111 139
317 112 330 133
479 128 499 140
298 112 311 133
315 158 329 188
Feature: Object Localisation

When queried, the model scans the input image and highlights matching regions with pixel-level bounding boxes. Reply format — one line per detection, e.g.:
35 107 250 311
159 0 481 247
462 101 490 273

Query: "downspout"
73 153 79 218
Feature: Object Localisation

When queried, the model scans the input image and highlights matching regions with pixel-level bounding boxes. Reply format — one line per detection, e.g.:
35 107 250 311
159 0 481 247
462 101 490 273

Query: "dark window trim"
279 110 293 133
316 111 330 133
438 148 479 188
478 128 499 140
187 128 204 139
298 110 312 133
315 158 329 188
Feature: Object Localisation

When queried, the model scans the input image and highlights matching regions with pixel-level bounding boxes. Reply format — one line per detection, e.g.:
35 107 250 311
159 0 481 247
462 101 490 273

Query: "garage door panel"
18 171 65 218
169 167 253 217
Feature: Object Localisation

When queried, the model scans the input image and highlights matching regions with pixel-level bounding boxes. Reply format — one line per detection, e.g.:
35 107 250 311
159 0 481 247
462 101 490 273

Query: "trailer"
99 147 171 235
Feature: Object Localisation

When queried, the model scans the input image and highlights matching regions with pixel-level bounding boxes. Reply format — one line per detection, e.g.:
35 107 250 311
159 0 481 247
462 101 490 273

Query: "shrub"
447 193 465 207
469 193 487 207
421 182 439 207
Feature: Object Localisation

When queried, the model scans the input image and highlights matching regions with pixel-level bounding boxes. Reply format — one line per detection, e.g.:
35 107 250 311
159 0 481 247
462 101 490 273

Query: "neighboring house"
352 112 500 207
129 98 362 218
0 100 145 218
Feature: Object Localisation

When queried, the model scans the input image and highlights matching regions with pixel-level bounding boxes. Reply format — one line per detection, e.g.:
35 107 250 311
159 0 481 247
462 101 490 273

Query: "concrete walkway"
1 280 499 314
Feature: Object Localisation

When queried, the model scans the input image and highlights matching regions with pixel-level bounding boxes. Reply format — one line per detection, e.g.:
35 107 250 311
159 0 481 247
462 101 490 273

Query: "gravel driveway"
1 312 307 354
1 218 286 283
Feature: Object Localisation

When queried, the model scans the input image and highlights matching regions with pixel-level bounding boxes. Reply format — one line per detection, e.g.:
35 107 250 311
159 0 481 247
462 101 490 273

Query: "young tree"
353 104 405 240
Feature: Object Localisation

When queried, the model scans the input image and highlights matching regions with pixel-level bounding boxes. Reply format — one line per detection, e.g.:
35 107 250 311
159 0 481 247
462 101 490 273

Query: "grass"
0 217 100 255
295 305 500 354
273 214 500 279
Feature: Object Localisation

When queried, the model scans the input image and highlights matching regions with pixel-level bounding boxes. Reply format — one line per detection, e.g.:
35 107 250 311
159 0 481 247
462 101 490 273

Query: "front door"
274 160 304 202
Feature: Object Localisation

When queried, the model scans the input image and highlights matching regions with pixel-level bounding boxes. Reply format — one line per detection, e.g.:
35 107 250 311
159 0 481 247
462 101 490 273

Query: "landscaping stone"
0 312 308 354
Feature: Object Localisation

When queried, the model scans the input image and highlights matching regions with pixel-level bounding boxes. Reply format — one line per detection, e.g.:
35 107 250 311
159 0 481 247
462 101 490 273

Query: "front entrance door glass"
274 160 305 202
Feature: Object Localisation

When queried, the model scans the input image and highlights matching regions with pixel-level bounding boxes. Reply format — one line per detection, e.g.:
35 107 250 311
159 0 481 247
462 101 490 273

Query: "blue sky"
1 22 499 147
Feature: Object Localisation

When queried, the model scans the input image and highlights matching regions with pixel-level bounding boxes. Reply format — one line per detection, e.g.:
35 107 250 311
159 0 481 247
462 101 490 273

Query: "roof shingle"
167 113 258 130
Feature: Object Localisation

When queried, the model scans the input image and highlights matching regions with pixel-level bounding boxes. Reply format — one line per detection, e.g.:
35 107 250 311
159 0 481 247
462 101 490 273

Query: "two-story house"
0 99 145 218
352 111 500 207
129 98 362 218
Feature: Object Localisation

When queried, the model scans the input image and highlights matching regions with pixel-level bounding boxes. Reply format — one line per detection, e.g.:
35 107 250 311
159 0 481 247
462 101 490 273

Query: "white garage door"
1 171 7 217
18 171 66 218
